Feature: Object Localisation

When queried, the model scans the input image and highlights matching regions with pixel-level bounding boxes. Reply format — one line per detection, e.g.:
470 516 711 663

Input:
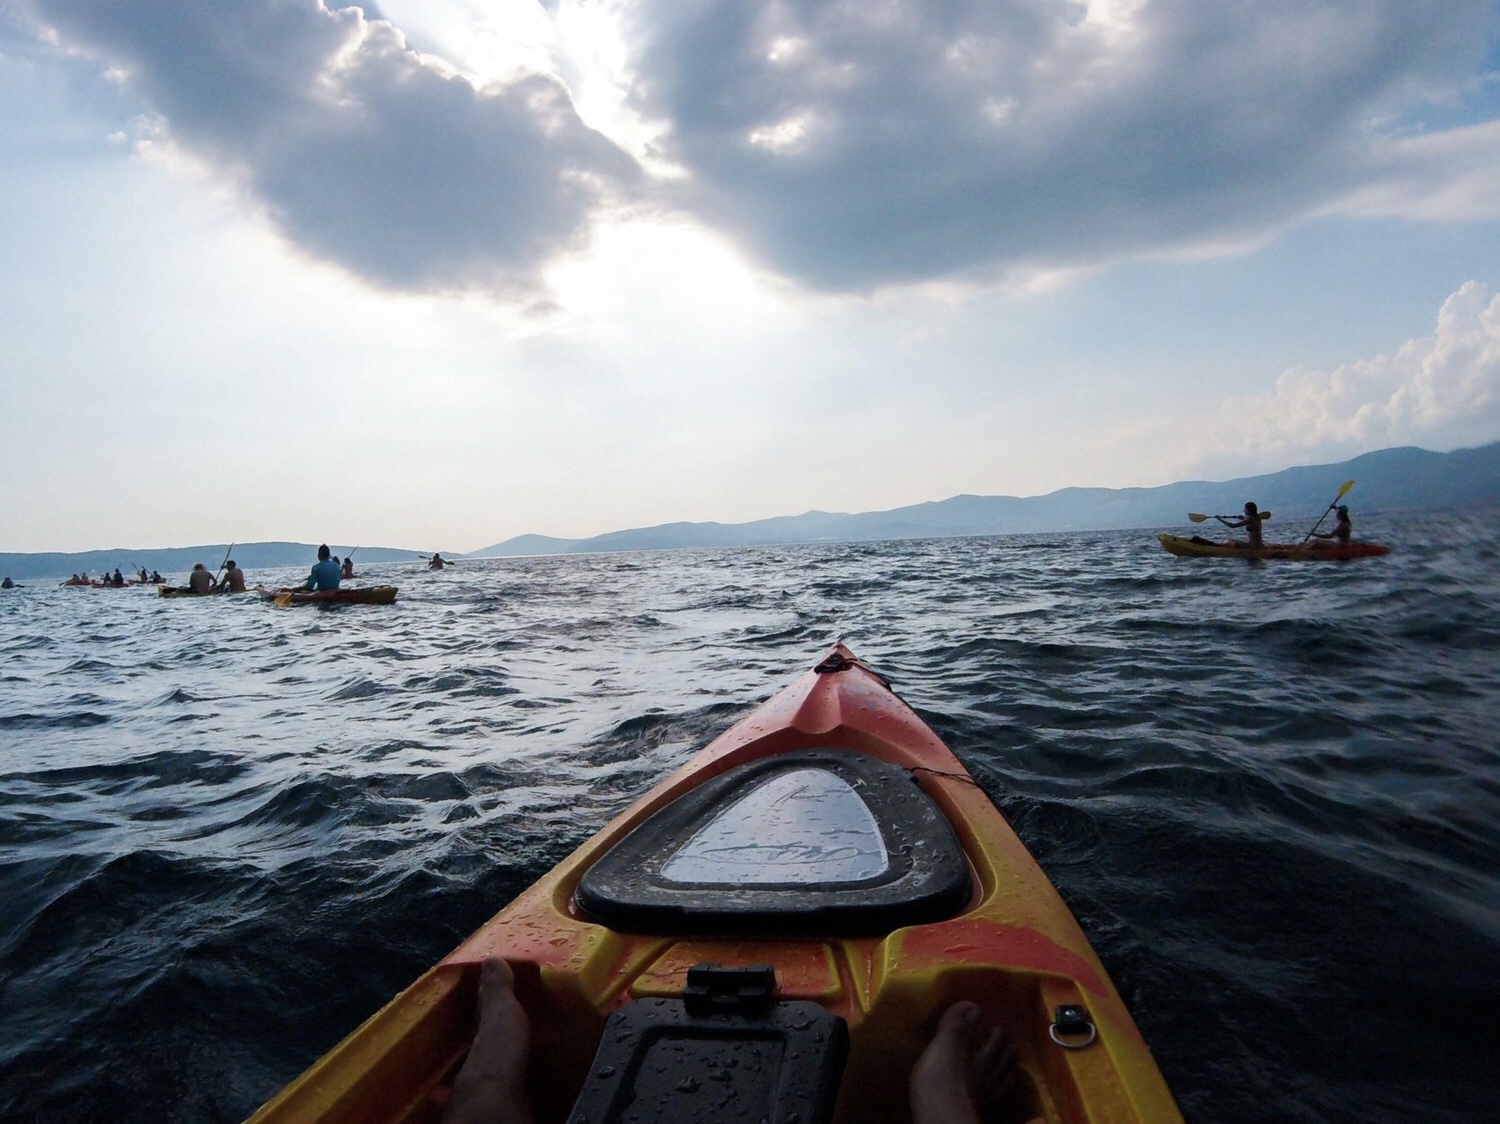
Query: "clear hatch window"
661 768 889 885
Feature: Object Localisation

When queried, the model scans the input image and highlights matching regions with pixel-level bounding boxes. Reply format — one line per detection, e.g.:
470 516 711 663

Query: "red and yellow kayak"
1159 533 1390 560
248 645 1180 1124
255 585 398 606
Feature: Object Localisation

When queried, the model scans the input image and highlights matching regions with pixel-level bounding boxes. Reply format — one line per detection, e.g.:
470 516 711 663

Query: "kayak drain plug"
1049 1005 1097 1050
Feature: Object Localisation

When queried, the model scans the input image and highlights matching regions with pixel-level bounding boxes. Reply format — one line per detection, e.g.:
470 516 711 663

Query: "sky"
2 0 1499 554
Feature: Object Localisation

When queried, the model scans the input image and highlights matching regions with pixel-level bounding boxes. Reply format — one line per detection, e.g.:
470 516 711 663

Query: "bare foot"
909 1000 1019 1124
442 958 535 1124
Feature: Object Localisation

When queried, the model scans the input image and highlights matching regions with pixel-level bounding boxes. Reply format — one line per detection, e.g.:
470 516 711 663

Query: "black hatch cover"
575 749 970 936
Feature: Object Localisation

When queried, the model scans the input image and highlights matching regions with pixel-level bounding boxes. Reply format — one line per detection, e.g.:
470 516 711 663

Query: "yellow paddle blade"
1189 511 1271 522
1337 479 1355 499
275 593 293 607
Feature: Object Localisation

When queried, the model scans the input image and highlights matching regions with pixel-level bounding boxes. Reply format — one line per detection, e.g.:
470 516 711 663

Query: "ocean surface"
2 514 1496 1123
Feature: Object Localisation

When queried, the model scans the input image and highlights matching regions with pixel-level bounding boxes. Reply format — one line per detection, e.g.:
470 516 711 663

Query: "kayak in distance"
255 584 398 606
249 644 1181 1124
1158 533 1391 561
158 585 248 598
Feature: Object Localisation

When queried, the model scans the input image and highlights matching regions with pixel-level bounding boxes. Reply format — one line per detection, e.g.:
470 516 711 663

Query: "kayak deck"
1159 533 1390 560
249 645 1180 1124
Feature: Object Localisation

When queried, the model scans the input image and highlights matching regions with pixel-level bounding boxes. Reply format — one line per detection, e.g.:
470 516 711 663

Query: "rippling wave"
2 513 1497 1122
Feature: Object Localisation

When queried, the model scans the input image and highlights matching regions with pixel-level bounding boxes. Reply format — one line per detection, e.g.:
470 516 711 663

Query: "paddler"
341 556 356 579
188 563 215 594
216 559 248 593
1218 501 1266 548
305 544 341 591
1 576 13 588
439 959 1021 1124
1311 505 1353 547
429 553 446 570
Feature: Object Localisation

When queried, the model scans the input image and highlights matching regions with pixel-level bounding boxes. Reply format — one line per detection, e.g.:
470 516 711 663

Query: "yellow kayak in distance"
248 644 1182 1124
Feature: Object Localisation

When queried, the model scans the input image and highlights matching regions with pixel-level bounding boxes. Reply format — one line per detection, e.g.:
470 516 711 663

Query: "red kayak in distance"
1159 534 1391 560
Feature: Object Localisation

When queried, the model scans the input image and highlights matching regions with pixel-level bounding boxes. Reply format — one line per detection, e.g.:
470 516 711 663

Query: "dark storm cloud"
14 1 1500 295
623 0 1500 289
19 0 638 293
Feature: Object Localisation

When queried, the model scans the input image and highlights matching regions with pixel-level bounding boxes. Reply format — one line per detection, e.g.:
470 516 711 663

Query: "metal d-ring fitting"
1048 1004 1097 1050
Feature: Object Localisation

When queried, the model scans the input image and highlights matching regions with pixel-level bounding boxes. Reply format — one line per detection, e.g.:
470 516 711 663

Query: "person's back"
1333 506 1352 544
220 561 247 593
188 564 214 594
341 558 356 579
306 544 341 591
1 577 13 589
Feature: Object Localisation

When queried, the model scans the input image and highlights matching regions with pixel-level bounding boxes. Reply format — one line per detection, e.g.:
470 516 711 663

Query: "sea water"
1 513 1496 1122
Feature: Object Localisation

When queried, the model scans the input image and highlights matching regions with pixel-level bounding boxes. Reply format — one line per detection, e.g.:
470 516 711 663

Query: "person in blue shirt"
305 544 342 591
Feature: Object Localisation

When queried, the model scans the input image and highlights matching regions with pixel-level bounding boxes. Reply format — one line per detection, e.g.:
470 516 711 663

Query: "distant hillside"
5 442 1495 577
0 542 448 582
472 441 1500 557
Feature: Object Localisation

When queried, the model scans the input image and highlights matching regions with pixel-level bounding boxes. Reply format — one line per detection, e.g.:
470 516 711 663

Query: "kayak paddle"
1298 480 1355 547
1189 511 1271 522
213 542 235 586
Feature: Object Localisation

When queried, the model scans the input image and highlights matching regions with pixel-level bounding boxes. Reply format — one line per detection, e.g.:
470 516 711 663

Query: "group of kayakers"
60 568 166 587
182 561 250 594
1215 501 1353 548
27 545 444 595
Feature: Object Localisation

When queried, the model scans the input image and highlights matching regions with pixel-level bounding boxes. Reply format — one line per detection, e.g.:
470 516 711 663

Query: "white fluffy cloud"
10 0 1500 295
1174 281 1500 476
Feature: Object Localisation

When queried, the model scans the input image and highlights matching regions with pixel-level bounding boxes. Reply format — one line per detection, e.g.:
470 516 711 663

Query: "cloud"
16 0 638 295
621 0 1500 289
12 1 1500 295
1164 281 1500 477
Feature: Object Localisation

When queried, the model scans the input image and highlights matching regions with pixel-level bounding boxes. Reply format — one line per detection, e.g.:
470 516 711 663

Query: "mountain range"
471 441 1500 556
3 442 1496 579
